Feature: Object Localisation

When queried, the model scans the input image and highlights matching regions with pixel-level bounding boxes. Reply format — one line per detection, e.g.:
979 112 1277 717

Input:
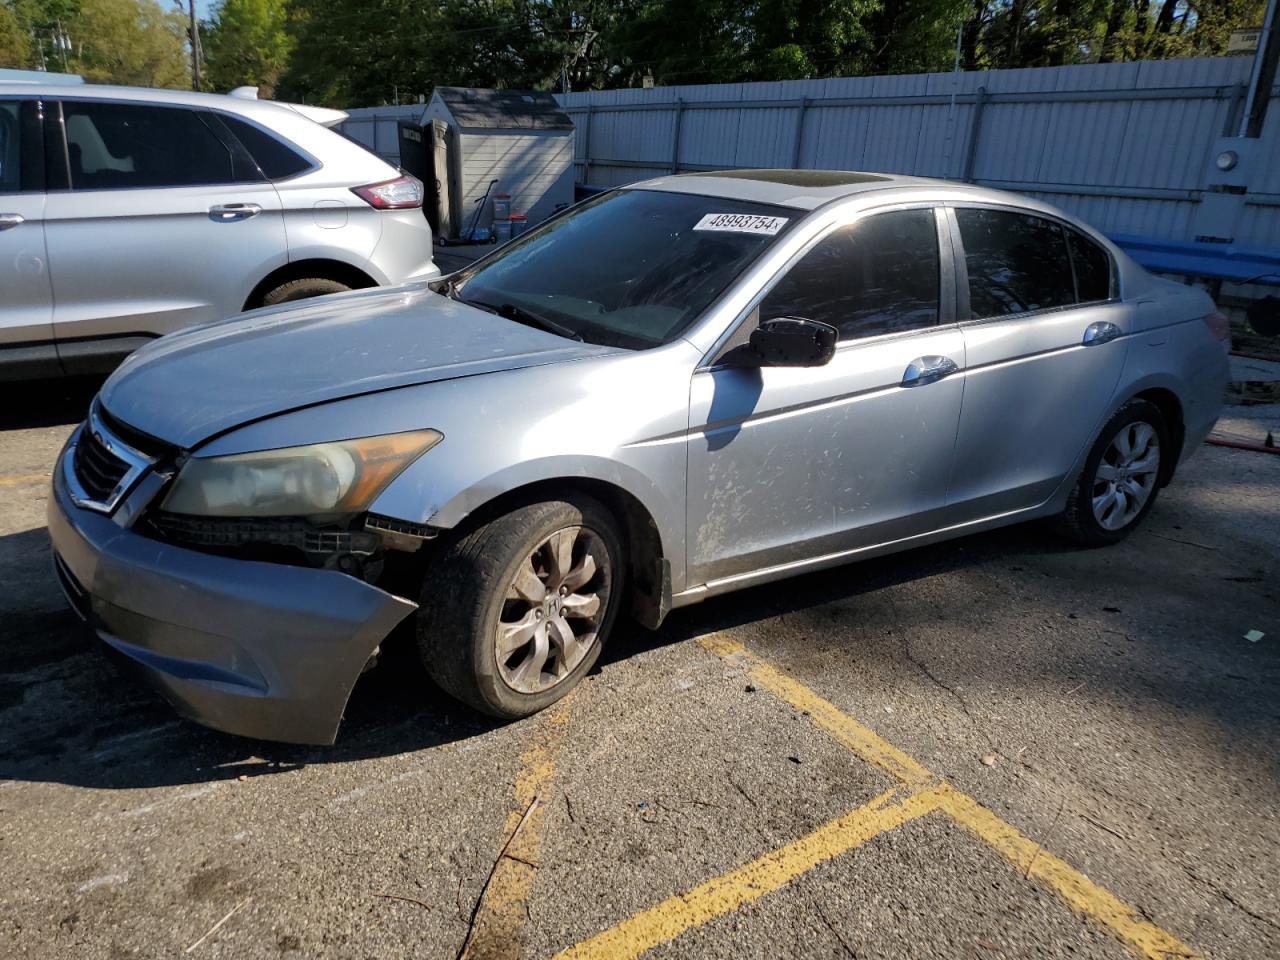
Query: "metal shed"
423 87 576 240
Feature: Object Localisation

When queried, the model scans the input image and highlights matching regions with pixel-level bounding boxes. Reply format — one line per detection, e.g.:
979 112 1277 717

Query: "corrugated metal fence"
554 57 1280 249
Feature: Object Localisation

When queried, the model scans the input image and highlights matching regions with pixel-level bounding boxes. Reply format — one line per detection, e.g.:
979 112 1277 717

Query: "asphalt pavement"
0 378 1276 960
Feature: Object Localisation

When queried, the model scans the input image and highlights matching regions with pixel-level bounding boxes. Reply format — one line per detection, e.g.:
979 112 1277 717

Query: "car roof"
0 82 342 127
627 168 1023 211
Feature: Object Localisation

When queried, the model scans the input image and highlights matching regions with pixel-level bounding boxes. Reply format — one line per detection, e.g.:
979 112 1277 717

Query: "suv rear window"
62 101 238 190
220 115 313 180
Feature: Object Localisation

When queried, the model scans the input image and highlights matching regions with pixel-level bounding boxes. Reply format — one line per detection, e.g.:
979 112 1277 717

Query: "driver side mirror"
747 317 838 367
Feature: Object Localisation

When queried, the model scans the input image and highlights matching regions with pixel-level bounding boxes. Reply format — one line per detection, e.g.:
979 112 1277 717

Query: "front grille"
73 426 130 502
64 404 161 514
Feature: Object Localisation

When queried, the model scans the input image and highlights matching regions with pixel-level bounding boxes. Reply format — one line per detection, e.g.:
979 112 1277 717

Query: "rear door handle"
902 355 958 387
1082 321 1121 346
208 203 262 223
0 213 24 231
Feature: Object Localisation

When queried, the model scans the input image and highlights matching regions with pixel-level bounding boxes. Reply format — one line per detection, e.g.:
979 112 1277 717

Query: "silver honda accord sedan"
48 170 1228 744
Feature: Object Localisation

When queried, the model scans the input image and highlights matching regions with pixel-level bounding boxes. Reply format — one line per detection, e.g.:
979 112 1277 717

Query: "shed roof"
434 87 574 131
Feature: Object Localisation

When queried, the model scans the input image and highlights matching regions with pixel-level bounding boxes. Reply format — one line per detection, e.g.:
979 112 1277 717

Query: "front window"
760 209 940 342
451 189 800 349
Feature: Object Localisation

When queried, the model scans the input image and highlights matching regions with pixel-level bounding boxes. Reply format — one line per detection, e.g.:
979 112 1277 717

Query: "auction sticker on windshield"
693 213 789 235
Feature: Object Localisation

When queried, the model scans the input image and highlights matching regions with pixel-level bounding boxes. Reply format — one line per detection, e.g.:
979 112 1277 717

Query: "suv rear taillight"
351 174 423 209
1201 309 1230 350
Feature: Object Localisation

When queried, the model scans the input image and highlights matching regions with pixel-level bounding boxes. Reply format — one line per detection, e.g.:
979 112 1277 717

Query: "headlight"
161 430 442 518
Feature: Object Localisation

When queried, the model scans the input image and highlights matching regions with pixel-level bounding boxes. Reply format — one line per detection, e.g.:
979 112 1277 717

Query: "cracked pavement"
0 380 1276 959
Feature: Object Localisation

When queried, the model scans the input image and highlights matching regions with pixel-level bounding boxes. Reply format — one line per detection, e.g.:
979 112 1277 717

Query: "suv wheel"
1059 399 1167 546
418 497 623 718
260 277 351 306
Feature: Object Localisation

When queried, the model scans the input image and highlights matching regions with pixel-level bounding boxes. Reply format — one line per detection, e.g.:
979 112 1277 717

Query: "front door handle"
902 355 958 387
1082 321 1121 346
208 203 262 223
0 213 24 231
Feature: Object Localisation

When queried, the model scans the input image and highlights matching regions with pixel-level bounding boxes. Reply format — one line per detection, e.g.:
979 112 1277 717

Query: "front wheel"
417 497 623 718
1059 399 1167 545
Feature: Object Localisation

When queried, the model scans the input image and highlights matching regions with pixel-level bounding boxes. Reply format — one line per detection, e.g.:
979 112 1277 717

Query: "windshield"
452 189 800 349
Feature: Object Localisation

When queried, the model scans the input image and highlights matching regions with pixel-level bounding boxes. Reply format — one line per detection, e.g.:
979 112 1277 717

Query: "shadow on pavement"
2 503 1276 791
0 376 104 430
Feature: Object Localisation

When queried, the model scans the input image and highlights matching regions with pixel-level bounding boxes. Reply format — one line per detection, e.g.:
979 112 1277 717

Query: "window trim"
50 97 258 193
704 202 955 369
946 201 1119 327
211 110 321 183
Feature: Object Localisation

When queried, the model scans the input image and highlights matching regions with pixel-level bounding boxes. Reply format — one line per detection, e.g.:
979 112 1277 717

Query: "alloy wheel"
495 525 611 694
1091 421 1160 532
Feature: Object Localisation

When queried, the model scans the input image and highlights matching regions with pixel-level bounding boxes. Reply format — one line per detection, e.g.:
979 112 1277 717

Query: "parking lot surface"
1 380 1276 960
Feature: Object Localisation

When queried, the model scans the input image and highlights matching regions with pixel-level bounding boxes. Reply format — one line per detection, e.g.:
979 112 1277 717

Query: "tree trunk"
1154 0 1179 34
961 0 986 71
1132 0 1152 59
1006 0 1027 67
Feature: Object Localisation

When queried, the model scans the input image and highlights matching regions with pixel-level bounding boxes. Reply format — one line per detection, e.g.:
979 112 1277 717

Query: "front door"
686 206 965 588
0 99 57 377
43 99 287 372
945 206 1130 518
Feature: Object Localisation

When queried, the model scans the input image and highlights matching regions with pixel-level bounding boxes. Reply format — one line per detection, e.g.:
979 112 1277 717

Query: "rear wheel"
1059 399 1166 545
260 277 351 306
417 498 623 718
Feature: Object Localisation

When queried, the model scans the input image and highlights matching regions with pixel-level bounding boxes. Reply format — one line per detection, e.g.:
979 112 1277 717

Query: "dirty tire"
417 497 624 718
259 277 351 306
1058 399 1167 546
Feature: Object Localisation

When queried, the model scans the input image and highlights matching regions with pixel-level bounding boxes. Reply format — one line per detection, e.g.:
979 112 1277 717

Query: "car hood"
99 284 619 449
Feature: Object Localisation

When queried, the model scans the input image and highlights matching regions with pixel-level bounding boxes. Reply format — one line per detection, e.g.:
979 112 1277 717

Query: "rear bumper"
370 208 439 284
48 449 417 745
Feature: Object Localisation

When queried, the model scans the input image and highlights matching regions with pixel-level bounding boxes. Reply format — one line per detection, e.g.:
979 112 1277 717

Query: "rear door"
43 98 287 372
0 98 58 377
947 205 1129 518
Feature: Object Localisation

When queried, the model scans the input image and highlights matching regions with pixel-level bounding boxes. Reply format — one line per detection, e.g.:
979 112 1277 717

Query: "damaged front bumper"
47 449 418 745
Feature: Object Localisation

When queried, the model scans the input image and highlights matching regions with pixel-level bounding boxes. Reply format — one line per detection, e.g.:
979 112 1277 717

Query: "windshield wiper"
434 277 462 300
461 297 583 342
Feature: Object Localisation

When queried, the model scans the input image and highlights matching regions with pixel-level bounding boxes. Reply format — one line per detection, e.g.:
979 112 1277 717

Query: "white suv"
0 75 437 379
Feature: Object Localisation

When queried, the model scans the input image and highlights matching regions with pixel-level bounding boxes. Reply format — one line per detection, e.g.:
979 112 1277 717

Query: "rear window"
1066 228 1113 303
62 101 238 190
956 207 1075 318
220 115 313 180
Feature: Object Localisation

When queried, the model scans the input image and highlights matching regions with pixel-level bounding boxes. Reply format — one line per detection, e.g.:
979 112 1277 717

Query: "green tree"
64 0 189 87
203 0 293 94
0 3 34 67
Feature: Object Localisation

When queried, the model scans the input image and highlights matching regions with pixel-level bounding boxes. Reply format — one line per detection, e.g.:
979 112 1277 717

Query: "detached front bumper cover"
48 444 418 745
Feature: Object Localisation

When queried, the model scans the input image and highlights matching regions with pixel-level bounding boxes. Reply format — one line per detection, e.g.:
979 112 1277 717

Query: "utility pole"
1240 0 1279 138
188 0 203 91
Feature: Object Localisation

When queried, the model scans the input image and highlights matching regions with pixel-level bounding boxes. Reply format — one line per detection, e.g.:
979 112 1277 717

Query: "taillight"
351 174 423 209
1201 309 1230 349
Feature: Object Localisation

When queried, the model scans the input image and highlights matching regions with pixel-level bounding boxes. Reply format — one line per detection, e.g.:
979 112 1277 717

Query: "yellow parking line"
696 635 1202 960
459 697 573 959
0 473 50 487
555 784 949 960
937 789 1201 960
